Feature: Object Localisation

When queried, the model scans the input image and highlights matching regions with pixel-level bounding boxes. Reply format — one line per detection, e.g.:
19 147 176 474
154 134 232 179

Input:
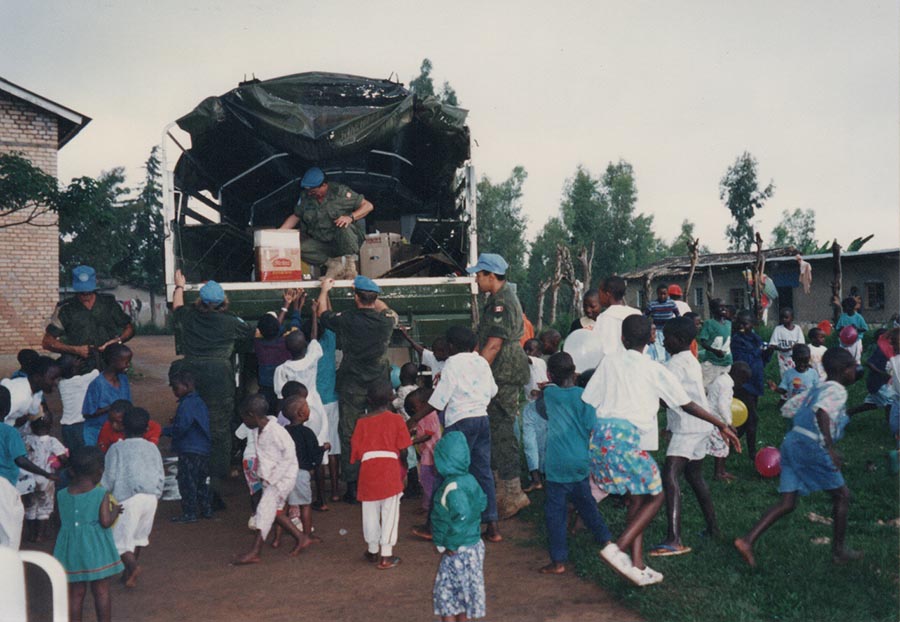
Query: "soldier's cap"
300 167 325 189
72 265 97 292
199 280 226 304
353 275 381 294
466 253 508 276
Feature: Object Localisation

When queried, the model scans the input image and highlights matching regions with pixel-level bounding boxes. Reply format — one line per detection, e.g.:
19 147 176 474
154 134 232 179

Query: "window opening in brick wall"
694 287 704 309
729 287 745 310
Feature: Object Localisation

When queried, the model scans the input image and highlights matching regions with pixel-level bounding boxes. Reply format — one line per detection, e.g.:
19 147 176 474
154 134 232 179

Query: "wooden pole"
753 232 765 323
705 266 715 318
684 238 700 306
536 279 550 331
830 240 842 325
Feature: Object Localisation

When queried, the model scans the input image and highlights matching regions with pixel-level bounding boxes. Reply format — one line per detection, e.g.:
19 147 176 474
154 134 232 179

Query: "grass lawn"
520 347 899 622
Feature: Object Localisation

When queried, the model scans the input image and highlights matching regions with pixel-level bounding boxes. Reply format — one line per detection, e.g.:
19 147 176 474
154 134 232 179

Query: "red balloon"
755 446 781 478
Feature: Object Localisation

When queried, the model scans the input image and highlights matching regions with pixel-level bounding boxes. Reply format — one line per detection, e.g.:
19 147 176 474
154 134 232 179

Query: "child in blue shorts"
735 348 862 567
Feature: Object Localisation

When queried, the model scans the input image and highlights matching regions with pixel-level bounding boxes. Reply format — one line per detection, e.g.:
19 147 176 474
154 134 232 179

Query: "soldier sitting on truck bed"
279 167 375 280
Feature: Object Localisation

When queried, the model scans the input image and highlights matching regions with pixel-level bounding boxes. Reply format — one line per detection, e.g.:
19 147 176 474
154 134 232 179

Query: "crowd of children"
1 272 898 622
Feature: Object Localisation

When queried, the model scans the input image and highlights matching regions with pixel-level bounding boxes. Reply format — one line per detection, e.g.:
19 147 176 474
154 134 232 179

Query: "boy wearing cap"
279 167 375 279
43 265 134 371
668 284 692 316
317 275 398 503
467 253 531 520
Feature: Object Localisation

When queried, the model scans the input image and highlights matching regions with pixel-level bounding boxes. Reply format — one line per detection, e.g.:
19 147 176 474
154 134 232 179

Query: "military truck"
161 72 479 365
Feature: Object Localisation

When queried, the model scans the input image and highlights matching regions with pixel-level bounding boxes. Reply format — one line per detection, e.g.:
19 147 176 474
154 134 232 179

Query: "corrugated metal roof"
621 247 900 279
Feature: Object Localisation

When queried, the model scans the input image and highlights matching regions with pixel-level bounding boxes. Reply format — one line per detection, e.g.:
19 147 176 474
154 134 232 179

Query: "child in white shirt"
23 416 66 542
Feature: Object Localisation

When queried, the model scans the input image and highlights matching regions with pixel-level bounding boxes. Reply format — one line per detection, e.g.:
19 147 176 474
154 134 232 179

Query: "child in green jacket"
432 432 487 621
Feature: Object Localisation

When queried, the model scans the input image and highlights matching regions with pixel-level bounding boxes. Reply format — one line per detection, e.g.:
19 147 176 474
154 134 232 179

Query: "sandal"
363 551 379 563
648 544 692 557
377 556 401 569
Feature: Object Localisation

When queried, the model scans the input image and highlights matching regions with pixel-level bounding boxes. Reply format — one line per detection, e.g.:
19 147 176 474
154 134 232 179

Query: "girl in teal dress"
54 446 123 622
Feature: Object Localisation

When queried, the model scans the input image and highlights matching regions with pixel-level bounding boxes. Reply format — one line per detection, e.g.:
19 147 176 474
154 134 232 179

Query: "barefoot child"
54 446 124 622
283 393 328 540
350 380 411 569
235 394 310 564
82 344 132 447
164 370 213 523
432 432 488 621
652 316 742 557
274 303 331 509
707 362 751 482
22 416 67 542
538 352 613 576
101 408 164 588
584 316 740 584
808 327 828 381
735 348 862 567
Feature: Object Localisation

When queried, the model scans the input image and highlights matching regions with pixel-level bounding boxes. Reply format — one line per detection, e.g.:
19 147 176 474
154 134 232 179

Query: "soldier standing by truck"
467 253 531 519
316 275 397 502
279 167 375 280
170 269 253 509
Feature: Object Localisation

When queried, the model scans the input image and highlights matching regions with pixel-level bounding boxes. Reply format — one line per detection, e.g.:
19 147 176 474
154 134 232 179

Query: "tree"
124 146 166 323
770 208 817 253
720 151 775 251
522 216 570 324
410 58 460 105
58 168 132 283
476 167 528 285
560 160 665 283
0 152 59 227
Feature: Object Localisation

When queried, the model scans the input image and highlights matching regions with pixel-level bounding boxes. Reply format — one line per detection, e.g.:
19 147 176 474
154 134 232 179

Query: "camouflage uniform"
295 182 366 267
46 294 133 371
319 305 397 483
476 282 530 480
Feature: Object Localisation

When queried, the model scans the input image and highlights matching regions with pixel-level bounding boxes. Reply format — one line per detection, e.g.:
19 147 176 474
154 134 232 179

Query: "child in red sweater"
350 380 411 569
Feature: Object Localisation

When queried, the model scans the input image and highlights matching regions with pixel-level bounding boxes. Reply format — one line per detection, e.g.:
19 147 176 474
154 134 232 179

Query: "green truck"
161 72 480 364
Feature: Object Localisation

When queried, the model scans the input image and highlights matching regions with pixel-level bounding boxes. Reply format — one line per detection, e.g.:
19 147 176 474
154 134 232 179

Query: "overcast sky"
2 0 898 252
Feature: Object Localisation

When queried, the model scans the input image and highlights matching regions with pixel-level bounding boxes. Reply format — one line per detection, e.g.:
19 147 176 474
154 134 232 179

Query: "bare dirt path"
21 336 640 622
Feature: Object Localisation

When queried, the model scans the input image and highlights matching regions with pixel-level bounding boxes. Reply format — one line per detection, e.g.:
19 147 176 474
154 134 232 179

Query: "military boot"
497 477 531 520
324 255 358 280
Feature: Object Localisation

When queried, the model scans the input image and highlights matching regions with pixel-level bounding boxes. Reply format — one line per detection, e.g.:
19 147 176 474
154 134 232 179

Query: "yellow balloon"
731 398 749 428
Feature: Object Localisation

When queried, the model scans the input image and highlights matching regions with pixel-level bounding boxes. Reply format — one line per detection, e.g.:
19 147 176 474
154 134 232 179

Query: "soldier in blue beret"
279 167 375 280
43 266 134 371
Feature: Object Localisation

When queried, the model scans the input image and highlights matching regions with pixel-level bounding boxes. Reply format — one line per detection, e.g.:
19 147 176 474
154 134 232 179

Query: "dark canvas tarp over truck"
172 72 471 282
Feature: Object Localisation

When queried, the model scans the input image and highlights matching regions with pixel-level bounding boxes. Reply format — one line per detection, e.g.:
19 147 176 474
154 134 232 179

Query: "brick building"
0 77 90 353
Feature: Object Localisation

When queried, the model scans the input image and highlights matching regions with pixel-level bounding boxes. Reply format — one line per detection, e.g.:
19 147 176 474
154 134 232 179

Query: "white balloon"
563 329 604 372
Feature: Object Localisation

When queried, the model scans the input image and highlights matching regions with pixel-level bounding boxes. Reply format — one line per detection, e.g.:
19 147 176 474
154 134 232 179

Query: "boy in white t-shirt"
56 354 99 452
768 307 805 378
807 327 828 381
652 317 742 557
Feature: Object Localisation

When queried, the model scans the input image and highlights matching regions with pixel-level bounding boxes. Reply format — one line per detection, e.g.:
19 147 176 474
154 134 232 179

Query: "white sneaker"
599 543 635 579
638 565 664 586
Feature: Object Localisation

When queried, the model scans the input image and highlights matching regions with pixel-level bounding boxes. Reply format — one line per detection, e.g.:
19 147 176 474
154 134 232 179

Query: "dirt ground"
17 336 640 622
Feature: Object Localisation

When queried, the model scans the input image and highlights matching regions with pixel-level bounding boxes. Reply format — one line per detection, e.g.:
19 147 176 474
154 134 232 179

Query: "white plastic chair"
0 547 68 622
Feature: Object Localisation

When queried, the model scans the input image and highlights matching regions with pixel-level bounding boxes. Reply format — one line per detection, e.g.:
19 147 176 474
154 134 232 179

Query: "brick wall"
0 91 60 353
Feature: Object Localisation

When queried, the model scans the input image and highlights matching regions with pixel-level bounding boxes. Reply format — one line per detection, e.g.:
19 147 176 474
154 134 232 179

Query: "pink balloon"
755 446 781 478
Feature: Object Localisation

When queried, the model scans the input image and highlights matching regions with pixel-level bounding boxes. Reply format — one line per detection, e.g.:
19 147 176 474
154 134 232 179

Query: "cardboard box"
360 232 403 278
254 229 304 281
